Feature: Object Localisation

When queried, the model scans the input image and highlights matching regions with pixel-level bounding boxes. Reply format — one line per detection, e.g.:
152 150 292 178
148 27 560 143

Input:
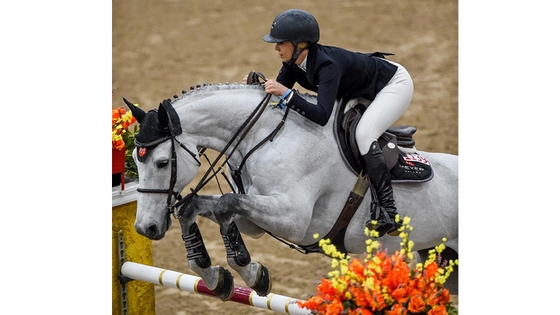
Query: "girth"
299 172 370 254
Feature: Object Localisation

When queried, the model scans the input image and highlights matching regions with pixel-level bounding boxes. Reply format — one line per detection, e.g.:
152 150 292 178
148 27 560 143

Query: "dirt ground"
112 1 458 314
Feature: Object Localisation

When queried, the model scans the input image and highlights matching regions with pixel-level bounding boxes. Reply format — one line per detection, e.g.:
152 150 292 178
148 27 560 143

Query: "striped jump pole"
121 262 311 315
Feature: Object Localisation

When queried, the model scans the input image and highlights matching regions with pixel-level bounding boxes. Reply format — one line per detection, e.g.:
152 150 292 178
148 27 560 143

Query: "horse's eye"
156 160 169 168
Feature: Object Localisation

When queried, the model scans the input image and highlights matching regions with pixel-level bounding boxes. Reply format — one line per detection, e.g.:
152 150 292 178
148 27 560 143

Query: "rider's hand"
264 79 289 97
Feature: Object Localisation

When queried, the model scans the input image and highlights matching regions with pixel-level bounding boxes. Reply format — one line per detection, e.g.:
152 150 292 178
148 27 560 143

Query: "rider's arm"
284 62 341 126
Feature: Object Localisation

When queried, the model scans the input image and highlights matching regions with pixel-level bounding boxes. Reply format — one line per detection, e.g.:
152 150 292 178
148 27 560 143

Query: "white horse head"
125 98 202 240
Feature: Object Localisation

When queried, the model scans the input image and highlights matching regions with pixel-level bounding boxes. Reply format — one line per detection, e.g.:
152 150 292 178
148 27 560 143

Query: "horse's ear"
123 98 146 123
158 99 182 136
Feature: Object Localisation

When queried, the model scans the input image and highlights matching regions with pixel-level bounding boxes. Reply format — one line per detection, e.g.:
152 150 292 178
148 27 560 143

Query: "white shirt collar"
297 55 307 72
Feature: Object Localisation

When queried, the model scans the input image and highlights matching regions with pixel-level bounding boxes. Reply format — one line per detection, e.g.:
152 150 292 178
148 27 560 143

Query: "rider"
246 9 414 237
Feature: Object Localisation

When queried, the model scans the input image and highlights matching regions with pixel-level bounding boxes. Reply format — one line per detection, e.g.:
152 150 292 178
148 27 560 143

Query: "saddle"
335 100 433 183
300 98 434 254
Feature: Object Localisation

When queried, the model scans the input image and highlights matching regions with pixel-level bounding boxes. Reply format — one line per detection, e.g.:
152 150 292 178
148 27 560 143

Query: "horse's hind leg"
177 216 235 301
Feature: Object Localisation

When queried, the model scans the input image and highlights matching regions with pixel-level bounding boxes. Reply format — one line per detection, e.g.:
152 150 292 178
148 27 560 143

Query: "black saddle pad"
390 151 433 183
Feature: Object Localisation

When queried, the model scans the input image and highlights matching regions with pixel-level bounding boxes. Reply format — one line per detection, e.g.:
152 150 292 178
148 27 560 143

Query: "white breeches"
355 61 414 155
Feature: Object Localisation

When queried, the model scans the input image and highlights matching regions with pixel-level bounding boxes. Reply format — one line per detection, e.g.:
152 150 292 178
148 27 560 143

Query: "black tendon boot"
363 141 401 236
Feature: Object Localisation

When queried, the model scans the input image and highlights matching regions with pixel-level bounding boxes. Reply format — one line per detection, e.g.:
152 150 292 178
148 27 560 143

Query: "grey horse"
124 82 458 300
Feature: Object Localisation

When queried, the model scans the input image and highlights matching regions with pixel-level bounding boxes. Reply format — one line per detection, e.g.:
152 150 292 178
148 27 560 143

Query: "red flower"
427 288 450 307
113 138 125 151
297 296 324 311
391 287 408 304
407 294 426 313
386 303 408 315
325 301 344 315
427 304 447 315
355 308 374 315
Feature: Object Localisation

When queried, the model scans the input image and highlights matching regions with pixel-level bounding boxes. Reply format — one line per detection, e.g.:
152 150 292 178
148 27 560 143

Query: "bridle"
135 134 201 216
135 73 289 220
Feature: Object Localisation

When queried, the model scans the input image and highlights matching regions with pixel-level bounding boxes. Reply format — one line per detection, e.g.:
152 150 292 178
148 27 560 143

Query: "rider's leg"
355 61 413 236
362 141 400 236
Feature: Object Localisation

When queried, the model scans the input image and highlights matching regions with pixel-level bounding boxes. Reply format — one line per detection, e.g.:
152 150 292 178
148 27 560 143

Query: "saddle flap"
342 104 366 170
379 132 399 169
342 107 398 171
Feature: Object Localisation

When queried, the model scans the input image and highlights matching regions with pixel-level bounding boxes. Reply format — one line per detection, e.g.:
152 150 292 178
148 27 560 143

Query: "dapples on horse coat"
124 82 458 300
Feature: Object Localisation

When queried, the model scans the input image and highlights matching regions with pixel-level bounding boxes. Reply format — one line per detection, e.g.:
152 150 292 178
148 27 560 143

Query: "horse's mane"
166 82 318 108
166 83 261 108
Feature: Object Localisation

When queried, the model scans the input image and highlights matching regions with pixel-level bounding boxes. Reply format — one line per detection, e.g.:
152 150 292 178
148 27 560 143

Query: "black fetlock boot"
363 141 402 237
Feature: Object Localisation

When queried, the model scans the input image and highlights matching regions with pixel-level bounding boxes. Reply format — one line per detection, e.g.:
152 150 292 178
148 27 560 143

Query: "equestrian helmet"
262 9 320 45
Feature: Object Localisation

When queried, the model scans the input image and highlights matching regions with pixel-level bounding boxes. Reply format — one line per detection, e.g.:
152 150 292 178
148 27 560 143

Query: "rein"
230 100 290 194
172 91 273 218
137 73 290 220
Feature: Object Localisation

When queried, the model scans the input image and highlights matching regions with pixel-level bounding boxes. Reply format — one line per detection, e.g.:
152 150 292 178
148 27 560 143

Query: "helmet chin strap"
287 42 311 65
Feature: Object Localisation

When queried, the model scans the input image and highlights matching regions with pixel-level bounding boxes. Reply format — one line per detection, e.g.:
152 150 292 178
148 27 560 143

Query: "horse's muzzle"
134 213 172 240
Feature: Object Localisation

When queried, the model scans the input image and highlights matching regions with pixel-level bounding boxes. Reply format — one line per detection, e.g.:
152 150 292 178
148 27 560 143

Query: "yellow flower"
340 262 349 276
407 252 414 262
366 240 379 256
365 225 380 238
402 216 411 225
300 218 458 315
333 277 348 292
328 270 340 279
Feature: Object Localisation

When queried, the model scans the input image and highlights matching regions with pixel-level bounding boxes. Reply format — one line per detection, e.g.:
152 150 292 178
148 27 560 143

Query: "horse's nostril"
147 224 159 237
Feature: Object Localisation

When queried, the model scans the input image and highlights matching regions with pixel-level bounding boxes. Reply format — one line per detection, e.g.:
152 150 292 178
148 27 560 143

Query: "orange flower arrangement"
298 216 458 315
112 106 136 151
112 104 139 179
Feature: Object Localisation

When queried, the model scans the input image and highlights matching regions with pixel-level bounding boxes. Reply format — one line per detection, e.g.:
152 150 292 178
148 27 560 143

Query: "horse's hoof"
210 266 234 301
251 264 272 296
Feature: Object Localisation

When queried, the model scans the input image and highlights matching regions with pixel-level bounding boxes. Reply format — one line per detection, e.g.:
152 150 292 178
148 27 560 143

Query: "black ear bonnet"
123 98 183 162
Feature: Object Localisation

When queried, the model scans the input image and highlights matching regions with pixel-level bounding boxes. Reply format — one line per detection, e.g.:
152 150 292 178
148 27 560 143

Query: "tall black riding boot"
363 141 401 237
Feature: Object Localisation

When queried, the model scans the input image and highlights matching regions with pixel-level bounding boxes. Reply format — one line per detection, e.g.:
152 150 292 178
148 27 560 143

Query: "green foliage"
123 125 139 179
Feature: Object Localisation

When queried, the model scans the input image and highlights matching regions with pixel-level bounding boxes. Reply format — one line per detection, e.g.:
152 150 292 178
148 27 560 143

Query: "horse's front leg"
176 196 235 301
213 193 306 297
220 218 272 296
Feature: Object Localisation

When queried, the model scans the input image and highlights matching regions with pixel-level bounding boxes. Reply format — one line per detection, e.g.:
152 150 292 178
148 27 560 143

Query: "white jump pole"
121 262 311 315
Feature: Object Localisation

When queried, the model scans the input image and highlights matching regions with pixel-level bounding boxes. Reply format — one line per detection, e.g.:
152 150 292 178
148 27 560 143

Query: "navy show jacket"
276 44 398 126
